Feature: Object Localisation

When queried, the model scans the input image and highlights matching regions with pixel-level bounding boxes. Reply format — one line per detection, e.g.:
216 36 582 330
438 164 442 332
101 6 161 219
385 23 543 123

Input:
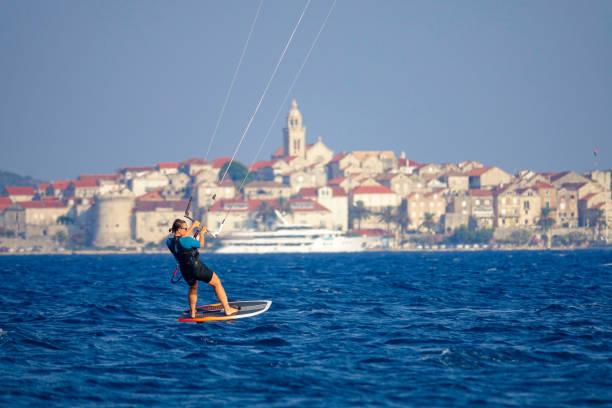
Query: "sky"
1 0 611 182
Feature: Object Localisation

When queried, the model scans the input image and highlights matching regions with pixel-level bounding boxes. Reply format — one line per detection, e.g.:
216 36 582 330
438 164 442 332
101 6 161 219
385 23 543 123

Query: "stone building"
299 186 349 231
92 190 136 247
133 199 188 244
469 166 513 190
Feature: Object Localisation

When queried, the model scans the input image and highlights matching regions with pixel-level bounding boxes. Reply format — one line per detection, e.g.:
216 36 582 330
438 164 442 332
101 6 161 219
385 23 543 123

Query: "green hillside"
0 170 47 196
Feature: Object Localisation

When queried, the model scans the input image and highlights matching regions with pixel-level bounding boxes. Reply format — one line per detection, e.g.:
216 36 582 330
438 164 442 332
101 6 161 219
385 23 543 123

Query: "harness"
169 237 200 283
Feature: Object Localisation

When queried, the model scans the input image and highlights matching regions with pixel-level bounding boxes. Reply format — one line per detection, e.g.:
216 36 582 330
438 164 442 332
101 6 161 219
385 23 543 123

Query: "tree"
447 226 494 245
255 201 276 230
276 197 293 217
349 201 370 231
377 206 395 233
218 160 253 189
393 213 411 242
590 208 607 241
56 215 74 225
421 212 437 233
53 231 68 246
536 207 556 248
70 229 91 249
509 229 532 246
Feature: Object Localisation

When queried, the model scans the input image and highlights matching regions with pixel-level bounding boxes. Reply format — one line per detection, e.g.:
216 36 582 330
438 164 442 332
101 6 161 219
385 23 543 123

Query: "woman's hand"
192 220 201 228
201 227 208 234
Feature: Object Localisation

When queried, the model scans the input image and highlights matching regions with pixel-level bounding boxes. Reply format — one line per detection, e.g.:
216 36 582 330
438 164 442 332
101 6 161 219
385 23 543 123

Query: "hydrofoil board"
178 300 271 322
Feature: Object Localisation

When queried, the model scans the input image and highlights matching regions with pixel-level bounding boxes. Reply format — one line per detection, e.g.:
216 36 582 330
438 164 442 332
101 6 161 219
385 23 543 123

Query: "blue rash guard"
166 236 201 252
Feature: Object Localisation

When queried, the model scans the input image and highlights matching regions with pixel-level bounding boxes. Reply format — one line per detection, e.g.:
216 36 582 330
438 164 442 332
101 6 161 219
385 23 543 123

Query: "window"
475 199 480 205
513 198 518 204
462 201 467 207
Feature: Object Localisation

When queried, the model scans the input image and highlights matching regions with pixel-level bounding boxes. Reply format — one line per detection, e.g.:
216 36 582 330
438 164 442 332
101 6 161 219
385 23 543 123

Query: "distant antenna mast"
593 146 599 169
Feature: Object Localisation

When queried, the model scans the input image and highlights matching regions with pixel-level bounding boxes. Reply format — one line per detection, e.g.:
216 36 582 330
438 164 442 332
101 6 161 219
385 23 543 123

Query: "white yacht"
213 211 378 254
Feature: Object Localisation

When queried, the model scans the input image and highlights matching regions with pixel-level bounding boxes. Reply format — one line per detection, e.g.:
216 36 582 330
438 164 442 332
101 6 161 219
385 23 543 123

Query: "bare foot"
224 306 239 316
190 310 196 318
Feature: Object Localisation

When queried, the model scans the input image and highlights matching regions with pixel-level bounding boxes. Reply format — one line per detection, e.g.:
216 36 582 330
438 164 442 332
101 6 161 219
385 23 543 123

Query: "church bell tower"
283 99 306 158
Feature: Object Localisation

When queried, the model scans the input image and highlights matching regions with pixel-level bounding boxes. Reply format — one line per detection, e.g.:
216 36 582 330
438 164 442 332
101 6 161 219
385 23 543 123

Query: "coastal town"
1 100 610 253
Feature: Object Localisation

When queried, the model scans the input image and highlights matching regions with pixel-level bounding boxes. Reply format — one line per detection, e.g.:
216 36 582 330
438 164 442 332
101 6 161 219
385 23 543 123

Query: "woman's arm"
186 220 200 235
199 227 207 248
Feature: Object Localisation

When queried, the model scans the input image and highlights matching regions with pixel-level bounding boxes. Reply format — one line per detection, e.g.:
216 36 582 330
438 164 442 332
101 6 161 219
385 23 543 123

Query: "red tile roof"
590 202 605 210
299 187 317 197
330 186 348 197
0 197 12 210
330 153 346 163
469 189 493 197
328 177 346 185
299 187 347 198
182 158 207 165
398 158 421 167
157 162 180 169
351 185 395 195
134 200 188 212
71 180 99 188
78 174 121 182
52 181 72 190
18 200 66 209
121 166 155 173
211 157 232 169
468 167 493 177
532 182 555 189
581 193 598 201
38 183 50 190
5 186 35 196
288 198 330 212
249 160 277 172
136 188 164 201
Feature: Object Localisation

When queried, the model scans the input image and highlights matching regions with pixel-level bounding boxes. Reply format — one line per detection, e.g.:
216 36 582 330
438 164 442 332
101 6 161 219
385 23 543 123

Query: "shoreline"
1 245 609 256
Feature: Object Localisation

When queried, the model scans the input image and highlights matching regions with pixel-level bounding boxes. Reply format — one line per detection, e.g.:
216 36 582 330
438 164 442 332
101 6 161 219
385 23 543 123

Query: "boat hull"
214 236 377 254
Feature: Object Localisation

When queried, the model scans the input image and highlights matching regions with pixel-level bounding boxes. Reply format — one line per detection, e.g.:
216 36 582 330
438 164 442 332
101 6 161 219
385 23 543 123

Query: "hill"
0 170 47 196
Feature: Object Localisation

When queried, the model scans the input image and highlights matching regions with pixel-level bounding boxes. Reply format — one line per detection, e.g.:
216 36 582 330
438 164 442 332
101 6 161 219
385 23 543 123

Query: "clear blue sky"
1 0 610 181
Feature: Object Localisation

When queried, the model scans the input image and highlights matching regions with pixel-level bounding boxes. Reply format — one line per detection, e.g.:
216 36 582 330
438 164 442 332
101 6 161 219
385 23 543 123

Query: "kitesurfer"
167 219 238 318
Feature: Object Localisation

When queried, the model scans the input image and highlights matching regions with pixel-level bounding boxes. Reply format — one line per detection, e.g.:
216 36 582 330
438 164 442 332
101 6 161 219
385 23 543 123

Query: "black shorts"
180 261 214 286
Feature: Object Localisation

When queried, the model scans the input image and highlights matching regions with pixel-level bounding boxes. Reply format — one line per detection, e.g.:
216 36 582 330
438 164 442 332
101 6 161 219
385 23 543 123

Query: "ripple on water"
0 251 611 407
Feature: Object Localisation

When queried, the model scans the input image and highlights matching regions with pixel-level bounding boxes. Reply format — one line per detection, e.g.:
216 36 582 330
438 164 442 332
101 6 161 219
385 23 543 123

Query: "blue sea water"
1 250 611 407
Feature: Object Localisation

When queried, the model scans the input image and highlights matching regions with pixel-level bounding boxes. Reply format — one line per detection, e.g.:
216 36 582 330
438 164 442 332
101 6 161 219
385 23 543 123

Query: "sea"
0 250 611 407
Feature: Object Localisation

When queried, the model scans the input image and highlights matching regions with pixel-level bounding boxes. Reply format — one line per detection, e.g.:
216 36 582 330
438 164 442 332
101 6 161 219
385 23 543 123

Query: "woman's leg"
207 272 238 315
188 282 198 318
